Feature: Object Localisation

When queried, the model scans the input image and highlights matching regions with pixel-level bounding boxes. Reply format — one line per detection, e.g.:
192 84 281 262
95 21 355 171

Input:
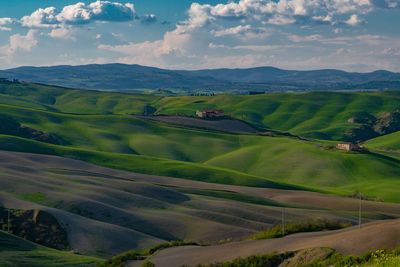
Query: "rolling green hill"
0 230 102 267
154 91 400 141
366 131 400 152
1 82 400 202
1 80 400 265
0 80 159 115
2 81 400 142
0 103 400 201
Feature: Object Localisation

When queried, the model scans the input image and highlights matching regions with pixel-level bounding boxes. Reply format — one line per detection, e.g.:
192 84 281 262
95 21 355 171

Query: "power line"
7 208 10 233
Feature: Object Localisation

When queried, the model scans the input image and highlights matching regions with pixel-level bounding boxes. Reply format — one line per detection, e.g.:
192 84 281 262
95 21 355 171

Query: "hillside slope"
1 64 399 93
2 151 400 259
0 230 101 267
155 91 400 141
1 81 400 141
1 103 400 201
144 219 400 267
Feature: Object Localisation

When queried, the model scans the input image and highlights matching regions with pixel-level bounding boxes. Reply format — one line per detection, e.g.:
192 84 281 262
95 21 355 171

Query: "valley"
0 80 400 266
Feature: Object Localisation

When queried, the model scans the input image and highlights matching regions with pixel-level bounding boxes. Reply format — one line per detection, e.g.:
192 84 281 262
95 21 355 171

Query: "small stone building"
336 142 367 151
196 109 224 118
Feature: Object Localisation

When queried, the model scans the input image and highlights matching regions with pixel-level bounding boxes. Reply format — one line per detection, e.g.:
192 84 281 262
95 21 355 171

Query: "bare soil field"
1 151 400 258
135 115 258 133
140 219 400 267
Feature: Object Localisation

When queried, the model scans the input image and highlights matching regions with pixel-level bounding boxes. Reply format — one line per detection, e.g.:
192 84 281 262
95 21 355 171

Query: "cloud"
0 18 13 25
141 14 157 24
211 25 271 39
48 27 76 40
287 34 323 42
8 30 38 54
208 43 225 49
179 0 389 30
345 14 364 26
0 17 14 31
212 25 252 37
21 1 136 27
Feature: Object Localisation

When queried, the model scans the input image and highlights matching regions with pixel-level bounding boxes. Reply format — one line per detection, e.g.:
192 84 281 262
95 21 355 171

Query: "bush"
96 240 202 267
141 260 155 267
196 252 295 267
249 218 352 240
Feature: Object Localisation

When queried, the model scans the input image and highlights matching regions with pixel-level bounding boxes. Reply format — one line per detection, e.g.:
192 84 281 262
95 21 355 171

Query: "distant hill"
0 64 399 94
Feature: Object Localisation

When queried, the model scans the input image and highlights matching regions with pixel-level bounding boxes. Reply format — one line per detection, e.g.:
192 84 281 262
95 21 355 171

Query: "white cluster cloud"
211 25 271 39
49 27 76 40
345 14 364 25
141 14 157 24
8 30 38 54
21 1 136 27
212 25 250 37
0 17 13 31
180 0 375 30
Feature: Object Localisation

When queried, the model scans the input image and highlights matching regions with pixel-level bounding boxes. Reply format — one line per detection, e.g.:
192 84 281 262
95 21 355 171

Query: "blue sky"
0 0 399 71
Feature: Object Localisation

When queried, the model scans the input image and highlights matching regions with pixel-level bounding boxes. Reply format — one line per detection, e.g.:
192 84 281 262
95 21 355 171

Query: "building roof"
202 109 224 113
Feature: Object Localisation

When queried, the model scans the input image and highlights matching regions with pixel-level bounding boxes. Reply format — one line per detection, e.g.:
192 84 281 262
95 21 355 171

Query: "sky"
0 0 399 72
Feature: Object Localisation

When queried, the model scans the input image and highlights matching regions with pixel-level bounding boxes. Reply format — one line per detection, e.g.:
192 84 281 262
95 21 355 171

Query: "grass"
0 81 160 115
2 102 400 201
248 219 352 240
2 82 400 142
195 251 296 267
96 241 201 267
366 131 400 152
0 135 297 190
0 230 102 267
1 83 400 201
195 247 400 267
153 91 400 141
21 192 47 204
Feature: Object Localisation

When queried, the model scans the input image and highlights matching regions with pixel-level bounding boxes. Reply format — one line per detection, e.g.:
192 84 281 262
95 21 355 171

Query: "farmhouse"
336 142 367 151
196 109 224 118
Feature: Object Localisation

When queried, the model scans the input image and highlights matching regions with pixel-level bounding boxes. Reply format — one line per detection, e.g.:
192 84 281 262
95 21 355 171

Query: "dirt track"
136 219 400 267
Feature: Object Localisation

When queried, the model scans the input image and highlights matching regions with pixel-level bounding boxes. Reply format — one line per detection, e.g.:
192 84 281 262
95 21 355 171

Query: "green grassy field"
1 101 400 201
0 135 295 190
2 82 400 141
0 231 102 267
0 81 159 115
154 91 400 141
1 82 400 265
366 131 400 152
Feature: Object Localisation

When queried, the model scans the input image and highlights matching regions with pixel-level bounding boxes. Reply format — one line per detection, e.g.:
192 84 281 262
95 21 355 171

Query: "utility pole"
282 208 285 236
7 208 10 233
359 193 362 229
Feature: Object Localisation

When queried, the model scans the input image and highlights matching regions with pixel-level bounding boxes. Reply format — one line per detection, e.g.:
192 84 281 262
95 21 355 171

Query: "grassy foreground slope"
0 231 102 267
9 151 395 258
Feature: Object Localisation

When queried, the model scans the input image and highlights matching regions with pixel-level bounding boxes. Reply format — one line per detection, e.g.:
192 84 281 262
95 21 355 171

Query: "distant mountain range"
0 64 399 94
